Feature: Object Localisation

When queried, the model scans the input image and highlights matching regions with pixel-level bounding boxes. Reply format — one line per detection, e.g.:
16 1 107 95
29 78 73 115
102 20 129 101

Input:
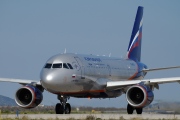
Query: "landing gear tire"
56 95 71 114
55 103 64 114
65 103 71 114
136 108 143 114
127 104 134 114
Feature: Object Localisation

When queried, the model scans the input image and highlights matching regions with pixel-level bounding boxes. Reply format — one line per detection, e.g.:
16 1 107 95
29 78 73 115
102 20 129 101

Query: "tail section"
127 6 143 62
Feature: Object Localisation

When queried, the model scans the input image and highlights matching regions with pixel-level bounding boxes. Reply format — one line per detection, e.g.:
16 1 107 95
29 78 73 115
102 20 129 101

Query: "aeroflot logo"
84 57 102 62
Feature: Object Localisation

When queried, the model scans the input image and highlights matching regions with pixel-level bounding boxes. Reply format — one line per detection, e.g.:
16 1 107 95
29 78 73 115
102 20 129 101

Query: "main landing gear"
127 104 143 114
55 95 71 114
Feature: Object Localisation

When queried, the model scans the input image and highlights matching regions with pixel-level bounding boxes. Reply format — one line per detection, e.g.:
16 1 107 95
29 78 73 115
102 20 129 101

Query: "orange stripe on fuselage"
55 89 105 95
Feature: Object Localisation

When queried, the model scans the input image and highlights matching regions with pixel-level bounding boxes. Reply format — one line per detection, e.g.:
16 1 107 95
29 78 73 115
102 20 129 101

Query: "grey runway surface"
1 113 180 120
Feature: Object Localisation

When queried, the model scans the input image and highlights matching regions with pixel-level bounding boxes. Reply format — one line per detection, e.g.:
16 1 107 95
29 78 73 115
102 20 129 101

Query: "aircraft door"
74 56 85 79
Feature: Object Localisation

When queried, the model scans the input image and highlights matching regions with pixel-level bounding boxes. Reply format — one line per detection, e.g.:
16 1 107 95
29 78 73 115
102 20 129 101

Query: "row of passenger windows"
87 66 135 70
44 63 73 69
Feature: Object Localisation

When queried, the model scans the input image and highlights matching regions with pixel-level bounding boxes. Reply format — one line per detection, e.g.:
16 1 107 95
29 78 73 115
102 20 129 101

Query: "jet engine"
126 84 154 108
15 85 43 108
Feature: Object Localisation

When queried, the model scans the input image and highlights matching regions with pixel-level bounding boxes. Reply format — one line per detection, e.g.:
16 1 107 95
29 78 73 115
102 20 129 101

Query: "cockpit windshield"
52 63 62 68
44 63 73 69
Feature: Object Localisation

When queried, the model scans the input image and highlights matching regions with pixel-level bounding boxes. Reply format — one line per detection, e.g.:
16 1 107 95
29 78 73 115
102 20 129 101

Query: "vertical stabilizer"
127 6 143 62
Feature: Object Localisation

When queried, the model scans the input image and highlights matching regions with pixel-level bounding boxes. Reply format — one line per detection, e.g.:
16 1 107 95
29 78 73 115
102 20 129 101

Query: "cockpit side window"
52 63 62 68
63 63 69 69
44 63 52 69
67 63 73 69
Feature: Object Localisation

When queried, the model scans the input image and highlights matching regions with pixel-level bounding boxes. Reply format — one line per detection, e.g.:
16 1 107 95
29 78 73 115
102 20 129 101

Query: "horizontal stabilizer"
142 66 180 72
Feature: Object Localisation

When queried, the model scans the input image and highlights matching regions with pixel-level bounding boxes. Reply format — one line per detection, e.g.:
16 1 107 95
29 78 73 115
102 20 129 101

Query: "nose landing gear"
55 95 71 114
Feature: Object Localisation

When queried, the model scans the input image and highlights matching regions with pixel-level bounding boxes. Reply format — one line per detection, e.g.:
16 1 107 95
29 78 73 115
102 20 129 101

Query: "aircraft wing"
106 77 180 90
0 78 41 85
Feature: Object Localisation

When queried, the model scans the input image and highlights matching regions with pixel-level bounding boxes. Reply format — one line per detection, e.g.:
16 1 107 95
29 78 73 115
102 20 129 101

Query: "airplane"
1 6 180 114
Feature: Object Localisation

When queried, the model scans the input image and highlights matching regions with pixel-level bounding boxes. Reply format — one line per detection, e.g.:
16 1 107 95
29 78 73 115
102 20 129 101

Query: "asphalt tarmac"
1 113 180 120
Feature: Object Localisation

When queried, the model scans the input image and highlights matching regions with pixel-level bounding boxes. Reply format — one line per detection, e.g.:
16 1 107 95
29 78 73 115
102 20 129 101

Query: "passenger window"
63 63 69 69
44 63 52 68
67 63 73 69
53 63 62 68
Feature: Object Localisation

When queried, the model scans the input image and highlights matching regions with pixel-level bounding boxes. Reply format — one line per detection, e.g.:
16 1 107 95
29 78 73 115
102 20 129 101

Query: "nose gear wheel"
55 95 71 114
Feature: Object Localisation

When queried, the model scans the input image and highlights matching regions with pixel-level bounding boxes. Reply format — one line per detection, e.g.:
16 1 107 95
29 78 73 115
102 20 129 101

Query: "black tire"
55 103 64 114
65 103 71 114
127 104 134 114
136 108 143 114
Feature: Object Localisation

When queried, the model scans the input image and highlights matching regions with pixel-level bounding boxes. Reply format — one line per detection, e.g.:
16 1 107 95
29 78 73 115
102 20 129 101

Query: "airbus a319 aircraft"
1 6 180 114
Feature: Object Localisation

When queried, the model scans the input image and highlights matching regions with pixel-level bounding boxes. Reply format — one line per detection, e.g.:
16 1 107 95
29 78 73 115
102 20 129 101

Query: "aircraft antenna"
64 48 66 54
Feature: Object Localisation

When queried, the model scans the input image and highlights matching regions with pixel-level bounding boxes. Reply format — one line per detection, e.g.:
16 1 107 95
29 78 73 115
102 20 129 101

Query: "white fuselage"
40 53 139 98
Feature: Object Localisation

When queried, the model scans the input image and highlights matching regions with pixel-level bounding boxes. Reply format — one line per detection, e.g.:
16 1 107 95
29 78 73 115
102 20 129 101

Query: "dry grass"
0 115 179 120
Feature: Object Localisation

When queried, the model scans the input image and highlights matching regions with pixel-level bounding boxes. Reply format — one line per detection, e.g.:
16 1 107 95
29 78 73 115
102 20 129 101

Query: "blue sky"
0 1 180 108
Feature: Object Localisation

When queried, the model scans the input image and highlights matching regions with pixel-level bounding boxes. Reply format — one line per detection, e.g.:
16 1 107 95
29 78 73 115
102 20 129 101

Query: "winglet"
127 6 143 62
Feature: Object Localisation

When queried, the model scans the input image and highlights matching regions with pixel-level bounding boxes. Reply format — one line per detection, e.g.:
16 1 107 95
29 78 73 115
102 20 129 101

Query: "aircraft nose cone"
40 68 69 93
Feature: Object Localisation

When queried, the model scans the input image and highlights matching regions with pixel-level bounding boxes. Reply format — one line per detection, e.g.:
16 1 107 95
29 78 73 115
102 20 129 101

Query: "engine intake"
126 84 154 108
15 85 43 108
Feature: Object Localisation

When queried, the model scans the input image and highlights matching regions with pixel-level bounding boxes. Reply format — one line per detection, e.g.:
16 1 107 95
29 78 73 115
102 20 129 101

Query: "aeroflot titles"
84 57 102 62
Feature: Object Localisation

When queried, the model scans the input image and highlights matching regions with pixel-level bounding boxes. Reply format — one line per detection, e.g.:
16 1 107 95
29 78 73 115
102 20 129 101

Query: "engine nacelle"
15 85 43 108
126 84 154 108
